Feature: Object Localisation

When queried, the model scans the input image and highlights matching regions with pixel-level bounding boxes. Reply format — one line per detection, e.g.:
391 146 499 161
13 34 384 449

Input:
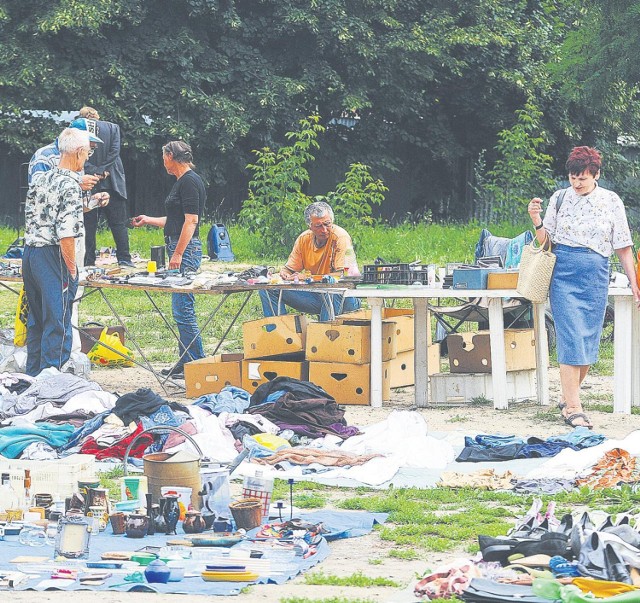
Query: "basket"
229 498 263 530
362 263 432 286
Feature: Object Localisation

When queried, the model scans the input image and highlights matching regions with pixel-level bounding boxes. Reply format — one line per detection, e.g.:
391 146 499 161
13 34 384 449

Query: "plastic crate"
362 263 431 285
0 454 97 498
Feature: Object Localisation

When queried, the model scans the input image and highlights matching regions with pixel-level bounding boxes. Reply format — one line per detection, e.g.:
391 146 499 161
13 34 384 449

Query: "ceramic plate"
201 570 258 582
205 565 246 572
186 533 243 547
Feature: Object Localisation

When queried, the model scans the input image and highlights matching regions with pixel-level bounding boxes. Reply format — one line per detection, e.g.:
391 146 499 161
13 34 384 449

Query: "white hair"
304 201 334 225
58 128 90 154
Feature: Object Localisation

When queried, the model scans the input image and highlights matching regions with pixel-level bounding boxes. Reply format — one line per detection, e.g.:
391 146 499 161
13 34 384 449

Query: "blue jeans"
166 237 205 367
259 288 360 322
22 245 78 376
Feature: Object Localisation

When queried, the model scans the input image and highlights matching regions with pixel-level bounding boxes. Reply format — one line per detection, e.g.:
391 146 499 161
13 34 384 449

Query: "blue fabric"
295 510 389 541
193 386 251 414
550 244 609 365
474 229 533 268
5 528 330 594
59 410 111 452
0 423 75 458
141 404 185 453
259 288 360 322
23 244 78 376
167 238 205 368
547 427 606 448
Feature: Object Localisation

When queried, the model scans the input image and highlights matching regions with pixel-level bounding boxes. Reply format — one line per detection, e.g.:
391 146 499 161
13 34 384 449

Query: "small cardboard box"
184 353 243 398
242 359 309 393
308 361 390 405
487 271 519 290
243 315 308 360
452 267 501 289
430 369 536 405
447 329 536 373
338 308 416 351
306 319 397 364
389 344 440 388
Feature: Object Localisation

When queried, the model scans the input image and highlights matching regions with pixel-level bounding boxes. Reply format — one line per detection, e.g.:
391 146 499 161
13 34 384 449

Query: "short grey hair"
304 201 334 225
58 128 90 154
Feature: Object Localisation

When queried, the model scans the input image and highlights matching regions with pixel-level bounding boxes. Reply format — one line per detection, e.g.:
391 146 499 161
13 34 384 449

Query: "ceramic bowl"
114 500 140 512
131 552 157 566
167 560 185 582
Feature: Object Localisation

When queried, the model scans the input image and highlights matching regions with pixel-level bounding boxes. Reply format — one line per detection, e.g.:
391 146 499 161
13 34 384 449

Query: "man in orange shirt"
259 201 361 321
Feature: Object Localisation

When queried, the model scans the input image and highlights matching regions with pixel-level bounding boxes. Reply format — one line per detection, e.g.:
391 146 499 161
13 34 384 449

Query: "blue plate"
205 565 246 571
86 562 123 569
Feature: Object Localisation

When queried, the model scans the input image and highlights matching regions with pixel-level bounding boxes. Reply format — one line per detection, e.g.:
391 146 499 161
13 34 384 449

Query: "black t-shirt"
163 170 206 237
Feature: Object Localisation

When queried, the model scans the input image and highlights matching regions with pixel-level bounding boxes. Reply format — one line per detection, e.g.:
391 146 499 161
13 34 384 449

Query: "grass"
304 571 399 588
281 598 376 603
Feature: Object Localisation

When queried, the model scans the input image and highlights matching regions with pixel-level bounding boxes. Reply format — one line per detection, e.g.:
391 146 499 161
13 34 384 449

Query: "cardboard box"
430 369 536 405
338 308 416 351
389 344 440 388
243 315 308 359
308 361 390 405
242 359 309 393
487 271 519 290
447 329 536 373
306 319 397 364
184 353 243 398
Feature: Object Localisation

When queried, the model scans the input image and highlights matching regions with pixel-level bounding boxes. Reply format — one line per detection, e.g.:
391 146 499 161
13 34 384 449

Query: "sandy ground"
10 365 640 603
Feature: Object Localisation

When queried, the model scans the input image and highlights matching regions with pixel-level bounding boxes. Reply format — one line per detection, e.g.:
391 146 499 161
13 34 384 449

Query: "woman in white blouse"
528 146 640 429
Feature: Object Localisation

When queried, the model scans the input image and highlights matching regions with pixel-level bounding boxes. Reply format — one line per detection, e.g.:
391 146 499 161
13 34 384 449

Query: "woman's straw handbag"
516 234 556 303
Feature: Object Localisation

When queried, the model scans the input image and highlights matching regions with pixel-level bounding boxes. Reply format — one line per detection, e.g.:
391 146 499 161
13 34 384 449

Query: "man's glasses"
310 221 332 230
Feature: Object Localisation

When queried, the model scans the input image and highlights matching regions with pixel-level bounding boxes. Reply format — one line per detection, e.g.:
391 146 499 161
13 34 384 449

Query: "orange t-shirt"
285 225 354 275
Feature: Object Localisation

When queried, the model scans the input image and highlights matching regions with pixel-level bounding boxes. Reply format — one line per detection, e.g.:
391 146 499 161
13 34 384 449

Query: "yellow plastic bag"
87 327 135 367
253 433 291 451
14 286 29 347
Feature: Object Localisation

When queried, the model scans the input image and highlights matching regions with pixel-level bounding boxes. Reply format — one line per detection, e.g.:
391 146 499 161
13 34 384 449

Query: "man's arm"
92 123 121 174
60 237 77 278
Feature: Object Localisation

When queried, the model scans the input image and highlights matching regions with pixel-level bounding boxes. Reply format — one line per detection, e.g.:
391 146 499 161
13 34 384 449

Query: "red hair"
565 146 602 176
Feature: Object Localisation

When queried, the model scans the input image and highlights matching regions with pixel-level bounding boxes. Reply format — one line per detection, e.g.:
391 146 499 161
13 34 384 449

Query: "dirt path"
9 365 638 603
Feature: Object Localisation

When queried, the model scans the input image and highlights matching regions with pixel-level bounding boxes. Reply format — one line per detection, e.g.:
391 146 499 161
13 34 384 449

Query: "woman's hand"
95 192 110 207
528 198 543 224
131 215 149 227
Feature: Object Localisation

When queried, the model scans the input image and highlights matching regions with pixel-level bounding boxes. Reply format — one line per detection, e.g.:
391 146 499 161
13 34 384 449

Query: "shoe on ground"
160 367 184 379
118 260 136 268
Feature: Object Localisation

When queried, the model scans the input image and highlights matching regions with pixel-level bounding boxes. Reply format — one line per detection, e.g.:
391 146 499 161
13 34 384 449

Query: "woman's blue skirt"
549 244 609 365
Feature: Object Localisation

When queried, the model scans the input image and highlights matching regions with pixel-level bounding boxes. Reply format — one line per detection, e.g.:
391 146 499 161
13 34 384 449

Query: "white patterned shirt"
25 168 84 247
543 184 633 258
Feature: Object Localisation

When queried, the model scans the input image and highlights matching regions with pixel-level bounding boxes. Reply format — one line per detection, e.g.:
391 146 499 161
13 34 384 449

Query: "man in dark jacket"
79 106 134 267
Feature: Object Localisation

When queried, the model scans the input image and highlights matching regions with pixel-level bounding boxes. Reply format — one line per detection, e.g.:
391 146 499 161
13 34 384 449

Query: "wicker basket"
229 498 263 530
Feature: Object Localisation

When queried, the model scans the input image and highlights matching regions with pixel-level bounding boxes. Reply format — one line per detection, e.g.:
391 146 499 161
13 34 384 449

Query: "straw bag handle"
122 425 204 475
529 233 553 253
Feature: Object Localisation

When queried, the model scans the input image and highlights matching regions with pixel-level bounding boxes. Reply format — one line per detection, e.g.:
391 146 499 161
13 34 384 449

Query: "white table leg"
369 298 384 408
533 302 550 406
488 297 508 410
414 298 429 408
633 304 640 407
613 295 633 414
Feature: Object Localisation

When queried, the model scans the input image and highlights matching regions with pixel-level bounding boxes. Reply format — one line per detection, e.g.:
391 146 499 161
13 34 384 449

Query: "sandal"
563 412 593 430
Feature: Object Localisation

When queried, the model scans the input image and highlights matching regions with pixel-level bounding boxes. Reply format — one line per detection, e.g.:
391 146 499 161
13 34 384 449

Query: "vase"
144 559 171 584
145 493 155 536
125 513 149 538
162 495 180 535
154 499 167 534
182 510 206 534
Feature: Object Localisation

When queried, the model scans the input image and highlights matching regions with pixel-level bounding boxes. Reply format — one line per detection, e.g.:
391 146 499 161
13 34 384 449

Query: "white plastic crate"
430 369 536 405
0 454 97 498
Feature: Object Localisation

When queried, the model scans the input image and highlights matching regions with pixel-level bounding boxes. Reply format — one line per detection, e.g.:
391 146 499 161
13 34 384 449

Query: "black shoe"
118 260 136 268
160 367 184 379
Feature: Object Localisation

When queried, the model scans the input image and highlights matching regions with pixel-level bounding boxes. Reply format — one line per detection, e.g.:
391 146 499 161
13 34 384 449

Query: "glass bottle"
23 469 32 508
0 473 19 512
344 246 361 277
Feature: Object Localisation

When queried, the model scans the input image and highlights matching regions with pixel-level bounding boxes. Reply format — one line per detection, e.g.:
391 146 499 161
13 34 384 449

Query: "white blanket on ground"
234 410 456 487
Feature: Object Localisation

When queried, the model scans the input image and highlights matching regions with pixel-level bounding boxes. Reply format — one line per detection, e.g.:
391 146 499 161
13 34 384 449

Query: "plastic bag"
13 287 28 347
87 327 135 367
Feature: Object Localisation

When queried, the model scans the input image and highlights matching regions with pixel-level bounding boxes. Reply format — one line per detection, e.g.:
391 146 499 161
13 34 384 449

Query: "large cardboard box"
430 369 536 405
242 359 309 393
338 308 416 351
308 361 390 405
306 319 397 364
447 329 536 373
184 353 243 398
243 315 308 360
389 344 440 388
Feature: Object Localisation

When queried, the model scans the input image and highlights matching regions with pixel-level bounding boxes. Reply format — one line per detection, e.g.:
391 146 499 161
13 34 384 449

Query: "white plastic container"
161 486 192 510
242 470 273 522
200 466 231 518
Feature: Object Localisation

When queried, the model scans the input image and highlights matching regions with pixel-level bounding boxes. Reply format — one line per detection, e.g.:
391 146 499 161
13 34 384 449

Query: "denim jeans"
22 245 78 376
166 237 205 367
259 288 360 322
